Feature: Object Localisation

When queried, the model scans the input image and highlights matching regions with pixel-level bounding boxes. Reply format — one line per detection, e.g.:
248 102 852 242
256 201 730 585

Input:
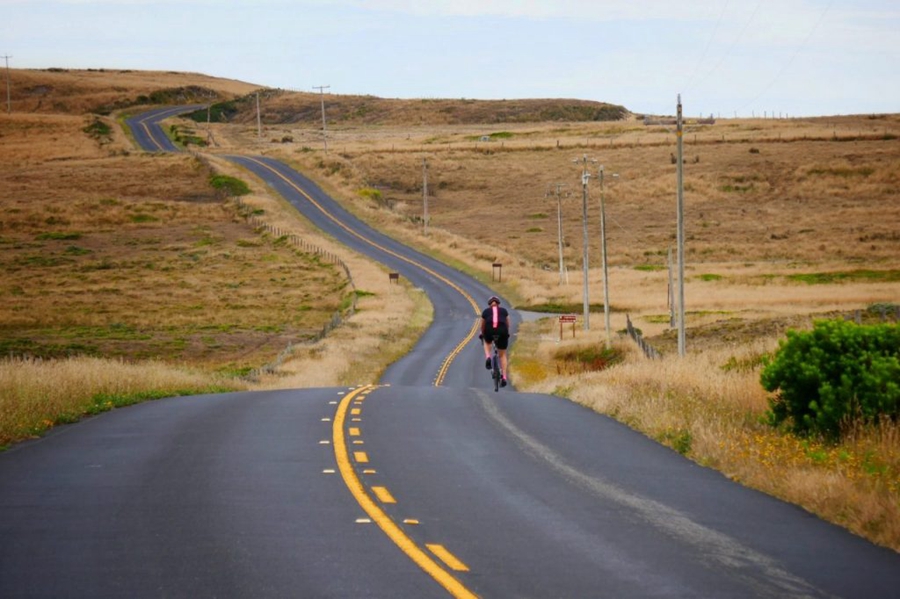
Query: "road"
1 107 898 598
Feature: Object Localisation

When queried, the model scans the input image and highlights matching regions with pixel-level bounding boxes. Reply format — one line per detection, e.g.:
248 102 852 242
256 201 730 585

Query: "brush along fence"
626 314 661 360
233 197 358 380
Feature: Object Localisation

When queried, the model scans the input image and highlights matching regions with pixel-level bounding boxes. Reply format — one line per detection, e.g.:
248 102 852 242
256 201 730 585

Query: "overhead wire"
736 0 834 115
683 0 731 93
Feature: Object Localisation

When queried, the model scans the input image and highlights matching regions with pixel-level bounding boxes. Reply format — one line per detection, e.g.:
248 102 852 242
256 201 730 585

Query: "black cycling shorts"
483 329 510 350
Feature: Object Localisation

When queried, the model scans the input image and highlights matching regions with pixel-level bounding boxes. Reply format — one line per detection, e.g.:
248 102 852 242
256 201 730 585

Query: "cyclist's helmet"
488 295 501 305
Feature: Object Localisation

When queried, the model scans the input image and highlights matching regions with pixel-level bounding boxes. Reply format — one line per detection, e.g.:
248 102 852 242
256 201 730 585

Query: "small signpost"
389 272 399 284
559 314 577 340
492 263 502 282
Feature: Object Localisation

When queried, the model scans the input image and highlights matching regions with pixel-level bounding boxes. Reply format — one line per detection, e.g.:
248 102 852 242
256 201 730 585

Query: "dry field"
2 70 899 550
0 70 398 445
205 91 900 549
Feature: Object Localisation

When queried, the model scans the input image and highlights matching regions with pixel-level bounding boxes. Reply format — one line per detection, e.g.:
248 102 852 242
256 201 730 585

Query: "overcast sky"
3 0 898 117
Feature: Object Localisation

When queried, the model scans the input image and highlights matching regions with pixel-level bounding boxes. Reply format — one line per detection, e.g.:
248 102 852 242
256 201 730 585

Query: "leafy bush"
209 175 250 197
761 319 900 439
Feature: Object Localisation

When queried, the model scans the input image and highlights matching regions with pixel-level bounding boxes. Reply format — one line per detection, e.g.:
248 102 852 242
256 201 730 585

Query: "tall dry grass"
204 155 434 389
512 318 900 551
0 356 242 447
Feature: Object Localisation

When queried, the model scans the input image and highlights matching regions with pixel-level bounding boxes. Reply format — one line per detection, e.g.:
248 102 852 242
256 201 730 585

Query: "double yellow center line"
333 385 478 598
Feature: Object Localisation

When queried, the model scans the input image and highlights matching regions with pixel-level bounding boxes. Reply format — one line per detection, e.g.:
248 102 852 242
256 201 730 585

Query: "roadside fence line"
232 196 358 380
626 314 661 360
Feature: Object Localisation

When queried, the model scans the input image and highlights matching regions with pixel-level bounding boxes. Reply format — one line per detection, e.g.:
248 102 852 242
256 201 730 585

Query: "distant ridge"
190 88 629 126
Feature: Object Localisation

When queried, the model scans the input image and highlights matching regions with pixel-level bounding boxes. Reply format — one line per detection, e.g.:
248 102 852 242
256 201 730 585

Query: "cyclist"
481 295 511 387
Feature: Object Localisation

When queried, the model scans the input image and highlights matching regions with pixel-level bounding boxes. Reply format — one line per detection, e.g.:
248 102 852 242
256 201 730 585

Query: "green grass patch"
698 273 723 282
209 174 250 196
37 231 82 241
635 264 666 272
808 167 875 178
788 270 900 285
517 302 607 314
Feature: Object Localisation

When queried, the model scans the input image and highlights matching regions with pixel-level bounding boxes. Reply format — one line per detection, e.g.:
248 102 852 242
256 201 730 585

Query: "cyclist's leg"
482 333 493 369
497 332 510 381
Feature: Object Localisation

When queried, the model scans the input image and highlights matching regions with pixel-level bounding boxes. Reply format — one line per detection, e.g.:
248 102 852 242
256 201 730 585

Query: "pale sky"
3 0 898 117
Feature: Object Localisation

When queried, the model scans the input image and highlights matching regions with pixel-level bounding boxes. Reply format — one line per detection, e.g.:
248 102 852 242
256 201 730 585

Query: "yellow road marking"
354 451 369 463
349 427 360 436
333 385 477 599
351 408 361 415
238 156 482 387
435 318 482 386
372 486 397 504
426 544 470 572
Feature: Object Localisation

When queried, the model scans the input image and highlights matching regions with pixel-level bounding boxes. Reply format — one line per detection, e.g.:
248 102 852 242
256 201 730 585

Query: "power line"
736 0 834 114
684 0 730 92
686 2 762 97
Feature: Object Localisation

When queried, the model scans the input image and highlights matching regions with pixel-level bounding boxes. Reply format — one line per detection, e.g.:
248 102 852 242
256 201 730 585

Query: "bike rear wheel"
491 353 501 392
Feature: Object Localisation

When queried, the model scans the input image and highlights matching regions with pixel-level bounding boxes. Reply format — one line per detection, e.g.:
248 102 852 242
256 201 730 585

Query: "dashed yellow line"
372 486 397 504
427 544 471 572
333 385 477 599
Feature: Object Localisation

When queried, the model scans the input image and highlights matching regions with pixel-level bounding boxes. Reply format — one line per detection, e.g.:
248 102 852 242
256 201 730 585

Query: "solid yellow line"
426 544 471 572
240 156 482 386
333 386 478 599
435 317 482 386
372 486 397 504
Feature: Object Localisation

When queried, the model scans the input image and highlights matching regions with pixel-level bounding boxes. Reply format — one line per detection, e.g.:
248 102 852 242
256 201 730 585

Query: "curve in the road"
224 154 483 388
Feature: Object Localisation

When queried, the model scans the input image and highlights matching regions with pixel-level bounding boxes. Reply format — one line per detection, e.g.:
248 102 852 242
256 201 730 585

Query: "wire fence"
232 196 358 380
626 314 661 360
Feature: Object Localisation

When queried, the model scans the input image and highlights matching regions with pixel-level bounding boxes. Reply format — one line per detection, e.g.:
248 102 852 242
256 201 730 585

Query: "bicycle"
489 340 502 392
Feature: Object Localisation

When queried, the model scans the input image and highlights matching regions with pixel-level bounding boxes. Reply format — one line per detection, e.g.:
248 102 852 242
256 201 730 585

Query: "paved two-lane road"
2 107 898 597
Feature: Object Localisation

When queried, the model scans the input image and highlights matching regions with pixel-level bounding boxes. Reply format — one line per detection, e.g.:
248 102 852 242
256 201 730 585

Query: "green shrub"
209 175 250 197
761 319 900 439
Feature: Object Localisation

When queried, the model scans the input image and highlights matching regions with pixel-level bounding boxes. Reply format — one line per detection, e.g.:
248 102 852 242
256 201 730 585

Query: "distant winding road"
1 106 898 598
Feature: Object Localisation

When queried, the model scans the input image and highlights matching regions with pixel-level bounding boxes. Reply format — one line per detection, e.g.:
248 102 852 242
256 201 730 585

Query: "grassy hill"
2 68 899 550
5 67 260 115
192 88 628 127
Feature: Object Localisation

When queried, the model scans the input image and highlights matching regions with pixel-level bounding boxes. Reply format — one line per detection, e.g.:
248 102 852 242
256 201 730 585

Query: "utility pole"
598 166 618 349
575 154 596 330
553 183 567 285
422 157 429 236
255 92 261 140
2 55 11 114
676 94 686 356
313 85 330 153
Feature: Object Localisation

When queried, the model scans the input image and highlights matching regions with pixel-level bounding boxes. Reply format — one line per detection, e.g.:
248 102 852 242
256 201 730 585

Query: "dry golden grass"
202 155 434 388
4 69 899 550
0 356 242 447
511 318 900 551
1 96 350 374
7 68 258 115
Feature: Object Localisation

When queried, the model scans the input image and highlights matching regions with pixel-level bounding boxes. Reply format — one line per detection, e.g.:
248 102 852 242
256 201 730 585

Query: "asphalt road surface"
2 107 898 598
